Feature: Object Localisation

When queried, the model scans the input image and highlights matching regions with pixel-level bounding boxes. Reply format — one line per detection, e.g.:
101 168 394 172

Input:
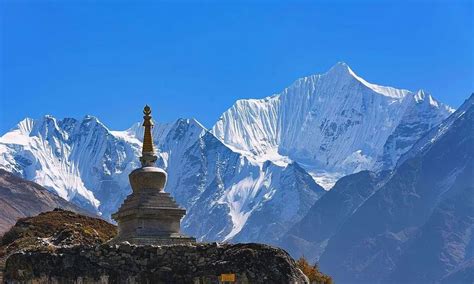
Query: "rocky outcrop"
1 209 116 254
0 209 116 283
5 242 308 283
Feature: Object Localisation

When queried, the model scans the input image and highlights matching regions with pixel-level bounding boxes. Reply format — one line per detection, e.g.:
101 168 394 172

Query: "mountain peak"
169 118 208 139
324 62 368 85
324 62 411 99
325 62 353 77
82 115 101 123
79 115 110 132
412 90 455 113
15 117 35 135
184 118 207 131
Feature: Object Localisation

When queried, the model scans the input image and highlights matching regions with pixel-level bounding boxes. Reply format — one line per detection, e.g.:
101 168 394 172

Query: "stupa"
111 105 195 245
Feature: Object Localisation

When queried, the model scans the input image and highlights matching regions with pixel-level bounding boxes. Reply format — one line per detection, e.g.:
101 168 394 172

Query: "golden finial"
140 105 157 166
143 105 151 116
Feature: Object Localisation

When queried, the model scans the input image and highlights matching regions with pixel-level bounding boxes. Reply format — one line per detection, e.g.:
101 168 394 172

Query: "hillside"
0 169 89 235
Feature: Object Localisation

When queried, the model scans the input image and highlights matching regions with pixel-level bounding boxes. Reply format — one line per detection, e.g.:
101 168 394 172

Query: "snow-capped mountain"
276 94 473 283
0 116 139 214
0 116 324 244
0 62 456 247
212 62 453 188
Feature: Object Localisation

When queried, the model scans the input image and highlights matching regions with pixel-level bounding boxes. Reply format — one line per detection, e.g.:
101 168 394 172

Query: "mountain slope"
390 179 473 283
0 169 88 235
212 62 453 187
280 170 384 261
318 94 474 283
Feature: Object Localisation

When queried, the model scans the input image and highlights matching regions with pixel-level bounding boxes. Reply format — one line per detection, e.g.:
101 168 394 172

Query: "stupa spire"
140 105 157 167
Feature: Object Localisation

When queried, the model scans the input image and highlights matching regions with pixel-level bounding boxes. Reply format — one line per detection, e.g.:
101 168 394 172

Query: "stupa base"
109 234 196 246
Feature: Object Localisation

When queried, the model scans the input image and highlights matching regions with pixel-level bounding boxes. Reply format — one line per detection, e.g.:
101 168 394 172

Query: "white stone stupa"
111 105 195 245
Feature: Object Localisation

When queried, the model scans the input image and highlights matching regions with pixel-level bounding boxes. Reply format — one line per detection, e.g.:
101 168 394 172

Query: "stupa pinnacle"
111 105 195 245
140 105 157 167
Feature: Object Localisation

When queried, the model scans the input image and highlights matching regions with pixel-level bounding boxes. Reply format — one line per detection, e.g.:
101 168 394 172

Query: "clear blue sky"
1 0 472 134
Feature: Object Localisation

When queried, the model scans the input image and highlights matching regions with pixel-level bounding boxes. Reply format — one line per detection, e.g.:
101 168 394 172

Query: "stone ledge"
109 235 196 246
5 242 308 284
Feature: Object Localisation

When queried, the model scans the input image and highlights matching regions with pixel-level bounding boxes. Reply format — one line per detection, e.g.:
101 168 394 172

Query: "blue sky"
1 0 472 134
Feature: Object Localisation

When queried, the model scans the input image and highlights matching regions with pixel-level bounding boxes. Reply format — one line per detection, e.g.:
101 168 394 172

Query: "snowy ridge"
0 115 324 244
212 62 453 187
397 93 473 166
343 63 410 99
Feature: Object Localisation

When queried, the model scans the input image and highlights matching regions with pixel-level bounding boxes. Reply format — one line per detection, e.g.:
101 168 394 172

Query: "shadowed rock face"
280 170 382 261
5 243 308 284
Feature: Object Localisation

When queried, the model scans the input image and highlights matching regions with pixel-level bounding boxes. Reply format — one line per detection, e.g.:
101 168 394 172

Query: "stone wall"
4 242 308 284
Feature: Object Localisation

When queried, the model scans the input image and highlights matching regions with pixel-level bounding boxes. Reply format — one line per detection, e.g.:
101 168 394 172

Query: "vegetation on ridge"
296 256 333 284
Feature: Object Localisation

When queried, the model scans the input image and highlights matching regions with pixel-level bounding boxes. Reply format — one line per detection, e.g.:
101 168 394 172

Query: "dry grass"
296 256 333 284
